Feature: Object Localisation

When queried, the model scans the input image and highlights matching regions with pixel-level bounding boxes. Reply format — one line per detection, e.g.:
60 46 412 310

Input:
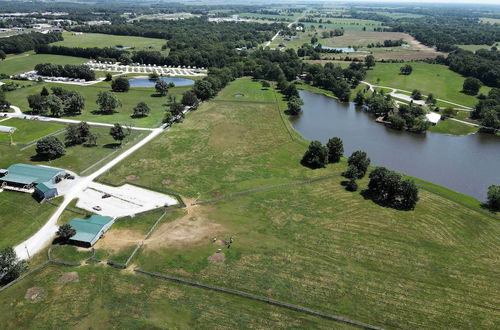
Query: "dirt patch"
59 272 79 284
145 200 223 250
162 179 172 185
214 239 228 247
126 175 140 181
208 123 245 152
208 252 225 264
25 287 47 303
94 228 143 252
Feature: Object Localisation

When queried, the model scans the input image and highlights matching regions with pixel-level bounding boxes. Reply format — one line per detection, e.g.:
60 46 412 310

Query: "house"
0 164 65 197
69 215 115 247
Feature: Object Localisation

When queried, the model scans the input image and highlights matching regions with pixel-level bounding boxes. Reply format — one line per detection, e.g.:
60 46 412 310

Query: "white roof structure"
425 113 442 124
0 125 16 134
0 82 5 86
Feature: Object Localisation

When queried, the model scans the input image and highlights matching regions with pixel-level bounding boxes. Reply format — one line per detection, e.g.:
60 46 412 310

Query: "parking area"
76 182 178 218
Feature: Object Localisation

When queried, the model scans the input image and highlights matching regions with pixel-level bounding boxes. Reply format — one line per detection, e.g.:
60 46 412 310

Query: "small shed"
34 182 58 200
425 113 442 125
0 125 16 134
69 215 115 247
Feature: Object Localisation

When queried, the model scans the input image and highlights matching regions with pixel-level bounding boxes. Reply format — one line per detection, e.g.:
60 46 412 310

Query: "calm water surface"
291 91 500 201
129 77 195 87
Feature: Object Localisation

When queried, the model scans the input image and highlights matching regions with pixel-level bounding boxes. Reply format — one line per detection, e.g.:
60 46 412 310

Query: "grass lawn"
455 43 499 52
0 54 86 75
0 125 144 175
4 81 191 128
0 192 59 250
214 77 276 102
0 118 65 144
0 264 344 328
365 62 491 107
428 118 478 136
301 18 384 31
52 32 167 53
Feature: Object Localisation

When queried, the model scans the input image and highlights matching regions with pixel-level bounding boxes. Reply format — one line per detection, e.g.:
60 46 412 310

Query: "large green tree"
133 102 151 117
0 247 27 285
35 136 65 160
56 224 76 242
301 140 328 169
111 77 130 92
326 137 343 163
109 123 128 145
347 150 371 178
462 77 482 95
155 80 169 96
487 185 500 211
287 96 303 115
96 91 121 114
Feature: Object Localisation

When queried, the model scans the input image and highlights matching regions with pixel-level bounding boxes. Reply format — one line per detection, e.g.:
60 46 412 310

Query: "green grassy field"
301 18 384 31
214 77 276 102
0 54 86 75
428 118 478 135
0 264 346 328
52 32 167 53
99 78 498 327
4 80 191 127
1 77 498 328
365 62 491 107
455 42 499 52
0 193 59 250
0 118 64 144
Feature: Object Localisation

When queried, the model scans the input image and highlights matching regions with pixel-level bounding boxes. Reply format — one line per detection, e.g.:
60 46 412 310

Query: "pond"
291 91 500 201
128 77 195 87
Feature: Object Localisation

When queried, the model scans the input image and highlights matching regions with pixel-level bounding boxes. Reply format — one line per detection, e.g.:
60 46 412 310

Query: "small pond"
129 77 195 87
291 91 500 201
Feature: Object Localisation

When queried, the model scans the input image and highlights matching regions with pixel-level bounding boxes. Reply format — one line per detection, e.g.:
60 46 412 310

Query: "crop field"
52 32 167 53
364 62 491 107
96 77 500 328
0 54 86 75
4 80 192 127
0 118 64 144
301 18 384 31
0 192 58 250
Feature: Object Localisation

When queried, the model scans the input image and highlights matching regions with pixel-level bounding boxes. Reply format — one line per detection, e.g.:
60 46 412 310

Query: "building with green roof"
0 163 65 200
69 215 115 247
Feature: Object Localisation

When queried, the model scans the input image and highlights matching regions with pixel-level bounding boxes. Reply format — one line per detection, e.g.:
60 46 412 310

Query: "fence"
135 268 384 330
193 174 341 205
0 261 50 293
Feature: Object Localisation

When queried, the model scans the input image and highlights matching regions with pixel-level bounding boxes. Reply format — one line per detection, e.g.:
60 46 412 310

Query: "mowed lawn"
0 125 144 174
365 62 491 107
52 32 167 53
0 264 345 329
214 77 276 102
0 118 64 144
0 192 58 250
0 54 86 75
99 77 499 328
4 80 192 127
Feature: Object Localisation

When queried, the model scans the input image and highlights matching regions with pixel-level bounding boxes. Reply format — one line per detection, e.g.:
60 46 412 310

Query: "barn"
0 163 65 199
69 215 115 247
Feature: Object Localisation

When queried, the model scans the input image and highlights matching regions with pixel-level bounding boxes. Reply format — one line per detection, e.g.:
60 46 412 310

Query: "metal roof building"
0 164 65 186
0 125 15 134
69 215 115 247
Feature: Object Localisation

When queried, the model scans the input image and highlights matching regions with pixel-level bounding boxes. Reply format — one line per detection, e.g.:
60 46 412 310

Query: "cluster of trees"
72 17 282 68
471 88 500 130
302 62 367 101
34 63 95 81
27 86 85 117
301 137 344 169
0 31 62 54
65 122 97 147
96 91 122 114
367 167 419 210
320 29 344 38
355 91 430 132
367 39 405 48
443 49 499 88
400 64 413 75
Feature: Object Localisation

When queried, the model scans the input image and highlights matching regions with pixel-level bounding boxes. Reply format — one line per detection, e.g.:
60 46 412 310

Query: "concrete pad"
76 182 178 218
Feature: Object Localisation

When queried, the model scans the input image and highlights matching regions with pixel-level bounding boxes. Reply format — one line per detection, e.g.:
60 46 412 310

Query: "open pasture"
0 54 86 76
52 32 167 53
0 118 64 145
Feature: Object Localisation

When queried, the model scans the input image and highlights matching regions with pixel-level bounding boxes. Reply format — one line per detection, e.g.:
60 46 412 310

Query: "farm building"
69 215 115 247
425 113 442 125
0 163 65 198
0 125 16 134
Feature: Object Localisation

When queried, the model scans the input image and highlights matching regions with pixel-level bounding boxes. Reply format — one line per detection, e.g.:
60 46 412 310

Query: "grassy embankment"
1 78 498 328
4 80 192 128
94 77 498 328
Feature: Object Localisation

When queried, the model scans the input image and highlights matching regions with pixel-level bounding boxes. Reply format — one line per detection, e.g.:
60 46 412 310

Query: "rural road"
11 105 191 260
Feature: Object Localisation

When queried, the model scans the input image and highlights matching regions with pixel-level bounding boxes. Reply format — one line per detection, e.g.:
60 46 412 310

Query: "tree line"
0 31 62 54
34 63 96 81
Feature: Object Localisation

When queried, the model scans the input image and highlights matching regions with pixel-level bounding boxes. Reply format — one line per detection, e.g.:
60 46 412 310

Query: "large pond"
129 77 195 87
291 91 500 201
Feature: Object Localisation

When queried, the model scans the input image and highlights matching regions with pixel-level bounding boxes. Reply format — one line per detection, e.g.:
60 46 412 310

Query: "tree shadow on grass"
103 143 121 149
90 110 118 115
